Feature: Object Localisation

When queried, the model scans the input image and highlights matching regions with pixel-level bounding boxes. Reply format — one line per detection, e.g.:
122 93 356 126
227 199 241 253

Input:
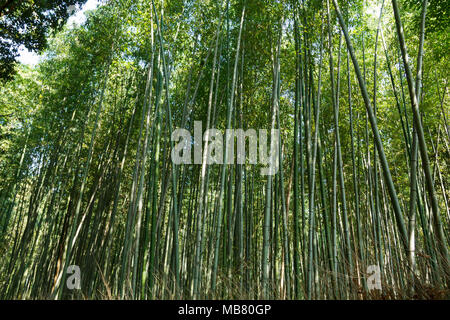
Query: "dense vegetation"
0 0 88 81
0 0 448 299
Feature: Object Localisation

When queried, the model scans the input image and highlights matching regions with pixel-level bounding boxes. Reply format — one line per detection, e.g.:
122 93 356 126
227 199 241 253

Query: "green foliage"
0 0 88 81
0 0 448 300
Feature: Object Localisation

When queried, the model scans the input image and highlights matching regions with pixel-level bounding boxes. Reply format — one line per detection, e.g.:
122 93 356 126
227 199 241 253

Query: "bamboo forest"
0 0 449 300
